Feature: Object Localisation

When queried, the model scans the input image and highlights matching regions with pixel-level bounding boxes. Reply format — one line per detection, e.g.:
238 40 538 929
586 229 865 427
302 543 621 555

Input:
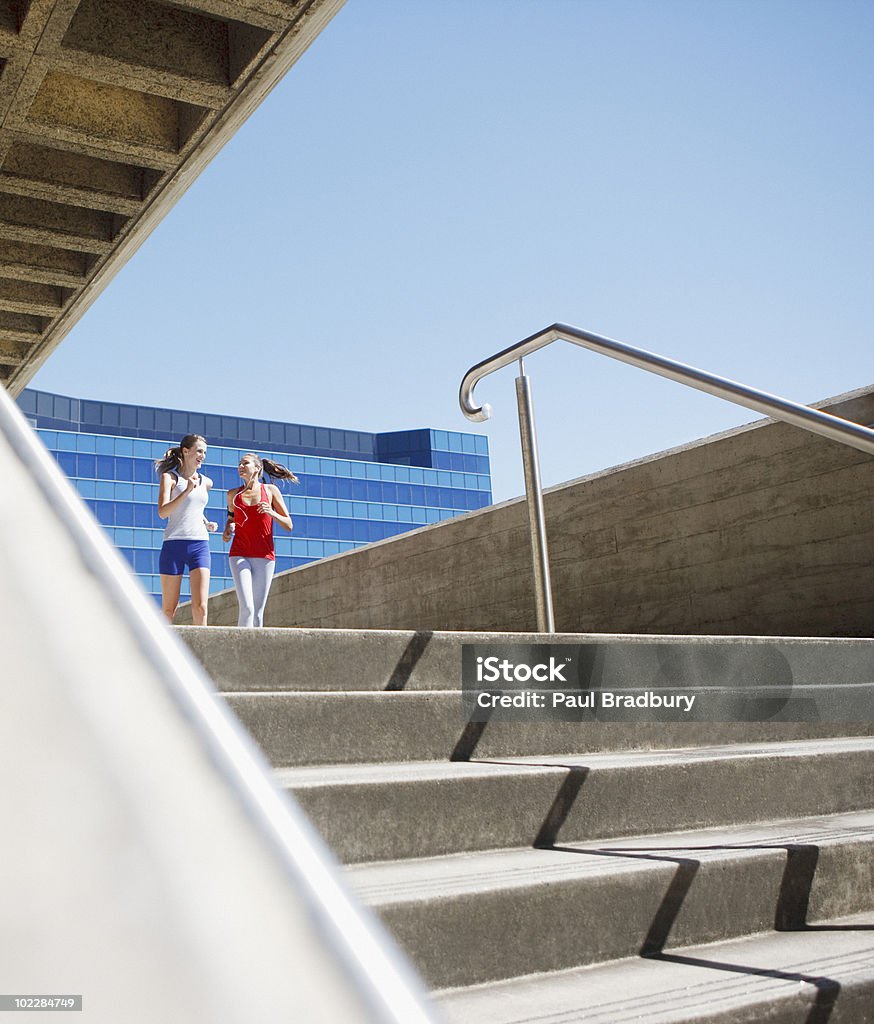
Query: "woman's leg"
229 556 255 627
250 558 276 627
189 567 210 626
160 574 183 624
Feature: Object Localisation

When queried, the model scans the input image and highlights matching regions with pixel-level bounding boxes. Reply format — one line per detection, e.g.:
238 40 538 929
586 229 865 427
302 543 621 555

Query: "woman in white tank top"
155 434 217 625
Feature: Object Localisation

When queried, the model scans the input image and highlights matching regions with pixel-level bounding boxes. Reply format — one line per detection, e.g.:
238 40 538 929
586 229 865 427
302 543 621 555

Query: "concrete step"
434 910 874 1024
177 626 874 696
224 690 874 767
277 758 564 863
347 810 874 989
177 623 874 1020
277 737 874 863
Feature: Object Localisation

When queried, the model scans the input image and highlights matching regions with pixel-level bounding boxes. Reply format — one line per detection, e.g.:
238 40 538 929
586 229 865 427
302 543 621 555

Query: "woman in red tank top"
222 452 298 627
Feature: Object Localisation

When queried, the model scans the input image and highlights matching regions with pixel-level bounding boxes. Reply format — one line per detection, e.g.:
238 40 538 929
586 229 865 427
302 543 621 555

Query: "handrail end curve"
467 401 492 423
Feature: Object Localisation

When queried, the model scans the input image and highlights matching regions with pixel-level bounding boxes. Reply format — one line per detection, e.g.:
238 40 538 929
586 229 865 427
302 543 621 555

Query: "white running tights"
229 556 276 628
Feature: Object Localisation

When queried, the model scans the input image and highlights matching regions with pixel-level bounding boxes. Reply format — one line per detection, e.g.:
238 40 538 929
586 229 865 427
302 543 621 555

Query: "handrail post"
514 360 555 633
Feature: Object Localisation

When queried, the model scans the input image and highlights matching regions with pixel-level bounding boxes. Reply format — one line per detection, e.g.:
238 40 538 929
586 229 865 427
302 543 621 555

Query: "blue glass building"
18 388 492 603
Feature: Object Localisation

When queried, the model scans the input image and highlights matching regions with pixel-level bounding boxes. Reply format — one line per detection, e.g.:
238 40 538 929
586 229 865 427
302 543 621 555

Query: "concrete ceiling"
0 0 345 396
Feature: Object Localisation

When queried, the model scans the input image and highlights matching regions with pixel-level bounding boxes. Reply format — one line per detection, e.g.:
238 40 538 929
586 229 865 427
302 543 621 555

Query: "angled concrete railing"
461 323 874 632
0 383 440 1023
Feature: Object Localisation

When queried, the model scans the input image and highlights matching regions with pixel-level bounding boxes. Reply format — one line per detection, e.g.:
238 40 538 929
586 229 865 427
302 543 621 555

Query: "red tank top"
229 484 275 560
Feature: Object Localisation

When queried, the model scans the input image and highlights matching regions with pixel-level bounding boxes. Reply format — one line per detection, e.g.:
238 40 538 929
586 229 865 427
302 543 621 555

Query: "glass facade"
18 389 492 603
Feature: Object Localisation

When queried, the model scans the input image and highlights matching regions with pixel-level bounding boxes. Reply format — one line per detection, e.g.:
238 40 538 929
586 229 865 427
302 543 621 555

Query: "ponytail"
241 452 299 485
155 434 206 476
261 457 299 485
154 445 183 475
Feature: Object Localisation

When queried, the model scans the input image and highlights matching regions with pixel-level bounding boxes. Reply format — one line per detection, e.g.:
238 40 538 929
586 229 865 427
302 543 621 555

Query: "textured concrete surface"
280 759 569 864
0 0 346 391
192 618 874 1021
180 626 874 766
224 689 874 765
178 625 874 693
352 812 874 989
193 385 874 637
436 911 874 1024
275 739 874 863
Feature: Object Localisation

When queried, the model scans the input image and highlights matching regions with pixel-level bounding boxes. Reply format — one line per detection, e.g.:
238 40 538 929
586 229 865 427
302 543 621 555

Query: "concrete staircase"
179 626 874 1023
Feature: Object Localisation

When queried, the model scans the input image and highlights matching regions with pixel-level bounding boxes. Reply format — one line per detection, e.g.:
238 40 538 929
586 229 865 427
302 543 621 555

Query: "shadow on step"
450 702 494 760
646 843 874 1024
650 951 840 1024
532 766 591 847
536 797 872 1024
385 631 434 690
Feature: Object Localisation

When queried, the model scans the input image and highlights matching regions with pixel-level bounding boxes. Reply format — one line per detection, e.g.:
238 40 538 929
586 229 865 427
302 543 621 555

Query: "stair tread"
274 758 564 788
435 911 874 1024
182 626 874 642
223 689 456 697
497 734 874 769
276 735 874 788
348 809 874 905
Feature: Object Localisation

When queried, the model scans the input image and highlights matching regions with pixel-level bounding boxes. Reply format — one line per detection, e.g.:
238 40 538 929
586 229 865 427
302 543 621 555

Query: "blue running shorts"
159 539 211 575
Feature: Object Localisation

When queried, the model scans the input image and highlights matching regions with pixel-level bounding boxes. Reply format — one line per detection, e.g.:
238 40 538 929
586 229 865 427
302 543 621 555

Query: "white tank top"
163 472 212 541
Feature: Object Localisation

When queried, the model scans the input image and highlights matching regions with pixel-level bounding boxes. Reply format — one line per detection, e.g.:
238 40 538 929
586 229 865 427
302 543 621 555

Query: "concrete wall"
191 386 874 637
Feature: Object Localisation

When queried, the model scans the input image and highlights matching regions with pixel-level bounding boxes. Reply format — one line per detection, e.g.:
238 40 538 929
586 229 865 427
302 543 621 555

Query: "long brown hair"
243 453 299 485
154 434 206 475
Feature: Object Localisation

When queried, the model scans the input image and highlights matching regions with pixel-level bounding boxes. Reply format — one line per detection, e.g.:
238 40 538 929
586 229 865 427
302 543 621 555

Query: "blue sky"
31 0 873 503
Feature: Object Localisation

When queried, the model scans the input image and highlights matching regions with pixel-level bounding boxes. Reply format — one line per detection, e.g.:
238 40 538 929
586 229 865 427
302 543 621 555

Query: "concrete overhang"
0 0 345 396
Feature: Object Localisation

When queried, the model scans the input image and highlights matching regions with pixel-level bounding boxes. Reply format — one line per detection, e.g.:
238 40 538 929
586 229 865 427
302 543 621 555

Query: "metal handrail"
460 322 874 631
461 322 874 454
